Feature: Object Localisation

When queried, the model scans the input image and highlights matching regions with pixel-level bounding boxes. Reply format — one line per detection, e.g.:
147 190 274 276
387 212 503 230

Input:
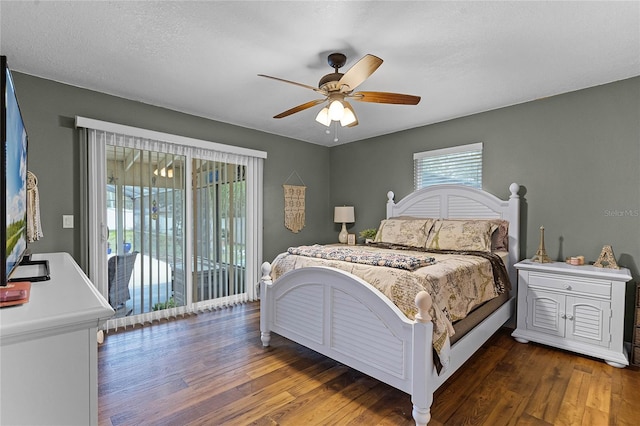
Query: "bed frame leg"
413 290 434 426
261 331 271 347
260 262 273 348
412 405 430 426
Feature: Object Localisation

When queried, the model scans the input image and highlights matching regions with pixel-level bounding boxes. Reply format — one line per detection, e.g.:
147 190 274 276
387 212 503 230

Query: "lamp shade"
340 104 356 127
328 100 345 121
334 206 355 223
315 107 330 127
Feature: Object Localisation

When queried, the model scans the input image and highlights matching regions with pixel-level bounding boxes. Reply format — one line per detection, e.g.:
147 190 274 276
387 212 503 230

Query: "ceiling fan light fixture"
260 53 420 132
328 99 345 121
154 167 173 178
315 106 331 126
340 105 356 127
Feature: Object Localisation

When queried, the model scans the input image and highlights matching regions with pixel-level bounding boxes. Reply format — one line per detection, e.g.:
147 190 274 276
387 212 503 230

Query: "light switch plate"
62 215 74 229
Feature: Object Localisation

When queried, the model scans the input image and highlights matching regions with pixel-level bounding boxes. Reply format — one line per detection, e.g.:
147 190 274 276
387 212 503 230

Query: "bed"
259 183 520 425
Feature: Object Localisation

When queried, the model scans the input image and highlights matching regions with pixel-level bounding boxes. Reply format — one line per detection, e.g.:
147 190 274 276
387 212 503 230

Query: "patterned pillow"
489 219 509 251
374 218 436 248
425 219 498 252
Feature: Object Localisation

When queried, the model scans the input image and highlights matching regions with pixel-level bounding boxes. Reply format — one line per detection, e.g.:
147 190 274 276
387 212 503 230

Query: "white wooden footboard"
260 262 436 426
259 183 520 425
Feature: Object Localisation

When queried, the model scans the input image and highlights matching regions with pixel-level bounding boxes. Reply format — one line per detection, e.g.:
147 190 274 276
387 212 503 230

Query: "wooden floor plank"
554 368 591 426
430 341 509 421
585 367 612 413
609 365 640 425
98 302 640 425
482 388 526 426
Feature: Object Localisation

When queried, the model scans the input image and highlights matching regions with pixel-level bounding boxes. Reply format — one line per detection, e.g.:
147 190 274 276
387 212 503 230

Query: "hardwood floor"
99 302 640 425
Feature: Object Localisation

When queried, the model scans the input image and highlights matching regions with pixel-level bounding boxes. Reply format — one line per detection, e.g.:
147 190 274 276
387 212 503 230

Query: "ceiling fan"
258 53 421 128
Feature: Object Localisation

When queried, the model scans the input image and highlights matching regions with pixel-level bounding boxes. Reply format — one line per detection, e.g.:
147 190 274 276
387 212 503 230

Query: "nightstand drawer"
527 272 610 297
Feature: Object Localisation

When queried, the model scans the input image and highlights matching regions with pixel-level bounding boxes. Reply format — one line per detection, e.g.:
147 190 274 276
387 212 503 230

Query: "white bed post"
259 262 273 347
507 183 520 288
412 291 435 426
386 190 396 218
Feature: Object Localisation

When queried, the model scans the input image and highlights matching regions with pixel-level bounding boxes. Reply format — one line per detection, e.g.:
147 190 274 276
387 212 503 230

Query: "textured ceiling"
1 1 638 146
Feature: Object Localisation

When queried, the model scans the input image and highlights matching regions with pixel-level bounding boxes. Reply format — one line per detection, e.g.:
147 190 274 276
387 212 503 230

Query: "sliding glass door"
175 159 247 306
105 145 186 317
80 117 265 330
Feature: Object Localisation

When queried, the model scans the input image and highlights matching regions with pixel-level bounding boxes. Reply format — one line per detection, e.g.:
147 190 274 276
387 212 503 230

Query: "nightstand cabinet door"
512 260 631 368
526 290 612 346
566 296 611 347
526 289 564 337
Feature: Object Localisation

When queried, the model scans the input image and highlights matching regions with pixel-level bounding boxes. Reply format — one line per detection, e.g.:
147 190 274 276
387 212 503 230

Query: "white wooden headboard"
386 183 521 287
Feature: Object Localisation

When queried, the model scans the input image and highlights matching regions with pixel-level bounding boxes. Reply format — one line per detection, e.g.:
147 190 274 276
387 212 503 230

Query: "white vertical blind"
413 142 483 190
78 117 265 331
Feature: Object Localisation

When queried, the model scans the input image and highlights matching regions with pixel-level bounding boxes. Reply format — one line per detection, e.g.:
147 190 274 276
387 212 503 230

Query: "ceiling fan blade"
258 74 325 94
338 54 383 92
351 91 421 105
273 99 326 119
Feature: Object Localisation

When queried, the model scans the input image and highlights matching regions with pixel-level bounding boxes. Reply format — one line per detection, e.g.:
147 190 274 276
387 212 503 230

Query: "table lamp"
334 206 355 244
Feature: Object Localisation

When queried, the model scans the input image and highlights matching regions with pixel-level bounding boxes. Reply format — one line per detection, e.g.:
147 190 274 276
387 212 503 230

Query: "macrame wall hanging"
283 171 306 233
26 171 44 242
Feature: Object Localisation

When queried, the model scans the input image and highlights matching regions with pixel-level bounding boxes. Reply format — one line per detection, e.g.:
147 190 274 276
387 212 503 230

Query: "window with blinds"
413 142 483 190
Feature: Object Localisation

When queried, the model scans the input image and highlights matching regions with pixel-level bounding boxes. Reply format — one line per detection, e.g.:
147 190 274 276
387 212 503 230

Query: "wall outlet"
62 215 74 229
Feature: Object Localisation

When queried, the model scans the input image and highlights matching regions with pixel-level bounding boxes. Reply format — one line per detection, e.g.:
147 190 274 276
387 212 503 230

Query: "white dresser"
0 252 114 425
512 260 632 367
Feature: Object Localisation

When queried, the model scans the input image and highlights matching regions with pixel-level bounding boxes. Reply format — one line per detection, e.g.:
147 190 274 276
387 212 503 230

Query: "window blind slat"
414 143 483 190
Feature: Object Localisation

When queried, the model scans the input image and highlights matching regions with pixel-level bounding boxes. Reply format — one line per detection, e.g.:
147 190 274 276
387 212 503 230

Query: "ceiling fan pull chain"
334 121 339 143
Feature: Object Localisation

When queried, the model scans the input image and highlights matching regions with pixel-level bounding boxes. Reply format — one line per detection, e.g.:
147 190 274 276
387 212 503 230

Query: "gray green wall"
331 77 639 281
13 72 333 265
15 73 640 277
331 76 639 338
13 73 640 331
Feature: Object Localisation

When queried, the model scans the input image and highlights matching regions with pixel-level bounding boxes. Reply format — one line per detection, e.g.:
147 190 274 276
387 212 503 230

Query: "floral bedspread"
287 244 436 270
271 245 510 371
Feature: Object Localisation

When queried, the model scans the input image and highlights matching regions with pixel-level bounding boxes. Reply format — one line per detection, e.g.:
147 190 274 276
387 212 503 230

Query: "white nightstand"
512 259 632 367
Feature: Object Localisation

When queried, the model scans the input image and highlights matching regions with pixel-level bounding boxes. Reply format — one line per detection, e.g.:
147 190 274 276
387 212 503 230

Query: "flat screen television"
1 55 29 286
